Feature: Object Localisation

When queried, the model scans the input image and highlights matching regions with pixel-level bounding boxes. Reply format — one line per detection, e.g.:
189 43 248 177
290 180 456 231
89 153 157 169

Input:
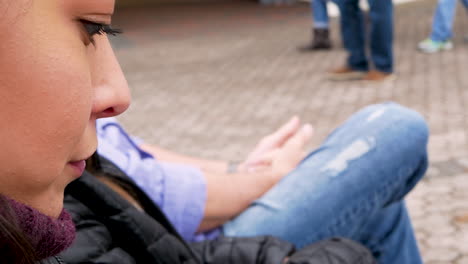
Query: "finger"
264 116 301 148
283 124 314 151
300 124 314 144
247 116 301 160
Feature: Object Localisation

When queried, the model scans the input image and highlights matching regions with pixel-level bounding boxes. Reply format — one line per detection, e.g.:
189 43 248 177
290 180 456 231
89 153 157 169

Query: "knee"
377 102 429 150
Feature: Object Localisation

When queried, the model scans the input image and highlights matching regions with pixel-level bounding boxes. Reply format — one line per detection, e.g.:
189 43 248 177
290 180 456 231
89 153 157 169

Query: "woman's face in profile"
0 0 130 217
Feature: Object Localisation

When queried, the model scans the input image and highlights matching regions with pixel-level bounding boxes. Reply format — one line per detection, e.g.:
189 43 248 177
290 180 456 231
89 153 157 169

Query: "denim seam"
314 164 414 251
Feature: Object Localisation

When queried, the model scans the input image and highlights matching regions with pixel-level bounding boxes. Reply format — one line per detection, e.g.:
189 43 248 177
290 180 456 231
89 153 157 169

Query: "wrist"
226 160 240 174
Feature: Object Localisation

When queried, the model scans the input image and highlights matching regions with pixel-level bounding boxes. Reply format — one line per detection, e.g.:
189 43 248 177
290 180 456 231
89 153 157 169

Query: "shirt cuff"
159 162 207 241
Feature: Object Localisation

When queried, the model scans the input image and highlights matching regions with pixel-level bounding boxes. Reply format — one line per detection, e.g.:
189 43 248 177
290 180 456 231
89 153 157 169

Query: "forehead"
0 0 116 15
67 0 115 14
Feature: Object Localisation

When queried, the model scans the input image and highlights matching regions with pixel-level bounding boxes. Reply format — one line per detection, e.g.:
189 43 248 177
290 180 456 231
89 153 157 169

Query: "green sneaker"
418 39 453 53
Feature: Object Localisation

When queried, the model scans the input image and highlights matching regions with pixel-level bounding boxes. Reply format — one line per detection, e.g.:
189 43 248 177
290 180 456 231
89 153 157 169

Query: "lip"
68 160 86 177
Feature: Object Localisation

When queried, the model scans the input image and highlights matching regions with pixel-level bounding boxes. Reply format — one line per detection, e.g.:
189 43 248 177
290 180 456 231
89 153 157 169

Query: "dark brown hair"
0 196 38 264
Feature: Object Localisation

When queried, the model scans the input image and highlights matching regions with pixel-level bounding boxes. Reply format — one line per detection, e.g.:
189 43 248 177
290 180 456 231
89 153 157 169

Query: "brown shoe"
328 66 366 81
362 70 396 82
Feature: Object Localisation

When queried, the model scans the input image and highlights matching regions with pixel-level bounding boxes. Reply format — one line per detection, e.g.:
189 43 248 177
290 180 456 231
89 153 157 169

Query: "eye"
79 19 122 44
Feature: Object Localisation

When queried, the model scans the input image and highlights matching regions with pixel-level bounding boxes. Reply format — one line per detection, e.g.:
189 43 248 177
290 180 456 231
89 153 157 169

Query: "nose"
90 36 131 119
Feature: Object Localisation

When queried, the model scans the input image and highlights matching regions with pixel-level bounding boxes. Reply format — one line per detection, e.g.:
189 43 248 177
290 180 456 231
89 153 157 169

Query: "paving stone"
456 158 468 170
425 166 442 178
426 235 457 248
423 248 459 263
450 232 468 256
457 256 468 264
407 205 426 218
431 160 467 178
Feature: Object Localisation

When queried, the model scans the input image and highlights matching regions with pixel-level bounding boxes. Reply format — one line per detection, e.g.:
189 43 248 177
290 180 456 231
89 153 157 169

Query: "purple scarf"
7 198 76 260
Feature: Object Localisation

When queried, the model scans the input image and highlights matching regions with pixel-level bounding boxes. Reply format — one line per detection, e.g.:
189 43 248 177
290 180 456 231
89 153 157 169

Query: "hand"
239 116 301 172
268 124 314 179
243 123 314 181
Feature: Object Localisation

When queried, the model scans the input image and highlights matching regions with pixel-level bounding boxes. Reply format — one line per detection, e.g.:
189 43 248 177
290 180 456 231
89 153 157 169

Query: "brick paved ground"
111 0 468 262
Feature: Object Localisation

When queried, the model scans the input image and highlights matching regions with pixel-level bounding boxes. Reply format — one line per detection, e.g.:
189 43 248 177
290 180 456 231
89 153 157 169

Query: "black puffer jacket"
53 157 376 264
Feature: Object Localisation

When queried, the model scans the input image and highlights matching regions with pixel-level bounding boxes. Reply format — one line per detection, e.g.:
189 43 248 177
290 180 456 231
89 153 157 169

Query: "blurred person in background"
299 0 335 51
329 0 394 81
418 0 468 53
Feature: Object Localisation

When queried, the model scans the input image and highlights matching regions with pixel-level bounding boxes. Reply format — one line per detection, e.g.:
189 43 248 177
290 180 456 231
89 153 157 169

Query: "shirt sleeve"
95 117 208 241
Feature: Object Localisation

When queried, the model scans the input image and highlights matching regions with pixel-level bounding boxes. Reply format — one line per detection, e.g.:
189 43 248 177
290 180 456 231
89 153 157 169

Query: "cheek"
4 41 92 159
0 20 94 199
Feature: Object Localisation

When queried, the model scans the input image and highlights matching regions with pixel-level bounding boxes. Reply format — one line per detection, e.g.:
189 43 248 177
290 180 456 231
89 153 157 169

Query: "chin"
40 182 68 218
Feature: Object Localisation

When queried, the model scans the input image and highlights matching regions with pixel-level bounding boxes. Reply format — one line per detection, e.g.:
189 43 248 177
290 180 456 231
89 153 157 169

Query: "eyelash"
79 19 122 44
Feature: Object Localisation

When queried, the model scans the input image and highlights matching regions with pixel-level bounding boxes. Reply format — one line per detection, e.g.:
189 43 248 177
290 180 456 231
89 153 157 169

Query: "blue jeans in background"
430 0 468 42
312 0 330 29
224 102 428 264
337 0 393 73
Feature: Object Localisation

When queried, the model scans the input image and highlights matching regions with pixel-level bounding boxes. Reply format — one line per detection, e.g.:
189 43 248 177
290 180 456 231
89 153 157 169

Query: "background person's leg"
337 0 368 71
461 0 468 9
300 0 332 50
368 0 393 73
223 102 427 264
312 0 330 29
430 0 458 42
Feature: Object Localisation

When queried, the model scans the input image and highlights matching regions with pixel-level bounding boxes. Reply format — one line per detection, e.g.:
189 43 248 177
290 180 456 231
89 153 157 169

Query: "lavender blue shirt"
96 118 220 241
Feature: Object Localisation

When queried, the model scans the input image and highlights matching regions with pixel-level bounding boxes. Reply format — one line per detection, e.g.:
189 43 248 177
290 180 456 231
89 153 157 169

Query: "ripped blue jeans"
223 102 428 264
